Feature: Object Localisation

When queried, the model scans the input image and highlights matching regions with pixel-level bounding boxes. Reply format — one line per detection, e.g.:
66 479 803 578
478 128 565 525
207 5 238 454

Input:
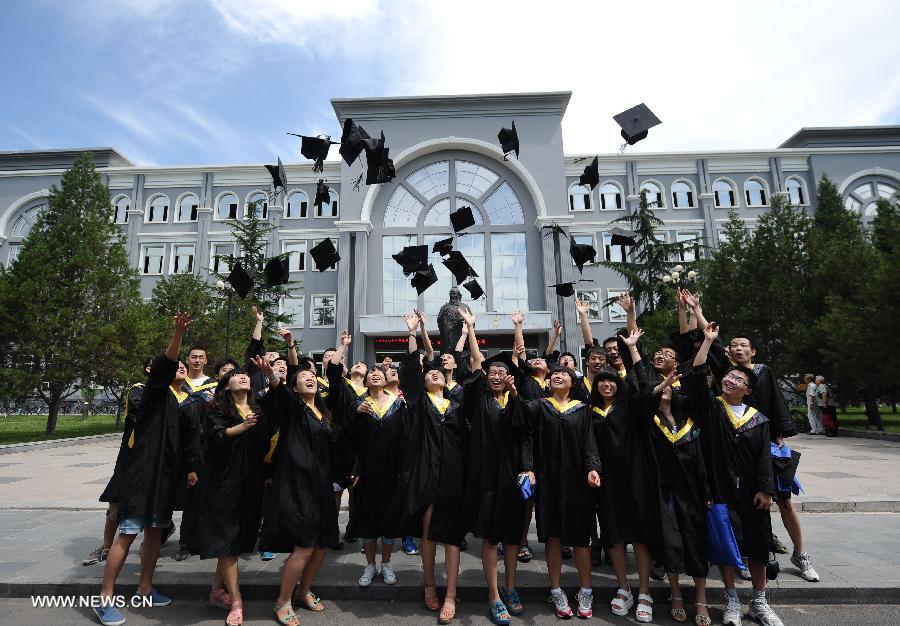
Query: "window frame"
639 180 665 209
671 179 696 209
713 178 738 208
209 241 235 274
112 194 130 224
607 288 629 322
568 182 593 212
140 243 166 275
245 190 269 220
282 240 307 272
598 181 624 211
602 231 628 263
214 191 240 221
310 294 337 328
169 243 196 275
174 192 200 223
280 295 305 328
575 289 602 321
784 176 808 206
675 230 702 262
743 177 770 207
284 190 309 219
570 232 597 267
314 190 340 219
6 244 22 268
144 194 170 224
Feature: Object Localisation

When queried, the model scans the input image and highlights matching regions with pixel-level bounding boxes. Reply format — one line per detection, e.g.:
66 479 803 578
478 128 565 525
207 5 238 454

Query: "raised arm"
331 330 351 366
575 299 594 347
620 327 644 367
402 313 419 354
458 307 483 370
416 309 434 361
677 288 689 334
279 327 298 366
545 319 562 356
166 312 192 362
251 305 263 341
454 322 468 353
511 310 525 354
618 291 638 335
692 322 719 368
683 289 709 331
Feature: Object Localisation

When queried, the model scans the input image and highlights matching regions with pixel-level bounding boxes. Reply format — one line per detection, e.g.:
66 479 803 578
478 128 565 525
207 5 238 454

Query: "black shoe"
561 546 573 559
649 564 665 581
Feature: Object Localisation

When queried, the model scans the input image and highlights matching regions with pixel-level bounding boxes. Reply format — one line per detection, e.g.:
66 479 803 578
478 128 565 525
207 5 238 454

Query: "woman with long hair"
192 367 270 625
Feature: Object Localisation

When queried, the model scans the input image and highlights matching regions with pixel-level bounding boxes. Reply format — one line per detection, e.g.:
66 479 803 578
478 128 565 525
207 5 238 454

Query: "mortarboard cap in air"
392 245 429 276
410 264 439 295
570 240 597 274
449 205 476 233
578 156 600 190
442 250 479 283
550 282 576 297
309 237 340 272
462 278 484 300
364 131 396 185
314 179 330 209
613 103 662 145
339 118 372 166
498 120 519 158
432 236 454 256
264 156 287 192
287 134 334 173
227 262 254 299
609 226 638 247
263 257 290 288
483 351 520 376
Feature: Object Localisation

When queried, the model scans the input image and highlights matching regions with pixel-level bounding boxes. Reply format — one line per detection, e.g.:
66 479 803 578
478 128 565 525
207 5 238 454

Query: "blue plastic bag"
707 503 744 568
517 473 534 500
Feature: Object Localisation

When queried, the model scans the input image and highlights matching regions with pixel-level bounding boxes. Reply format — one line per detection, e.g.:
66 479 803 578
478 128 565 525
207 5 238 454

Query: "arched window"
175 193 199 222
785 178 807 206
640 181 664 208
713 179 737 208
315 190 339 218
568 183 592 211
246 191 268 219
112 196 130 224
671 181 695 208
844 178 899 215
146 194 169 223
599 182 623 210
744 178 768 207
285 191 308 219
216 192 239 220
380 157 530 315
10 204 45 238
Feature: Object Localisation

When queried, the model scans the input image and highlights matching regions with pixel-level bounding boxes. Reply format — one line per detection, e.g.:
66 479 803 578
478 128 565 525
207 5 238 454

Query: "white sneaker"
380 562 397 585
790 551 820 582
358 563 377 586
749 598 784 626
722 595 742 626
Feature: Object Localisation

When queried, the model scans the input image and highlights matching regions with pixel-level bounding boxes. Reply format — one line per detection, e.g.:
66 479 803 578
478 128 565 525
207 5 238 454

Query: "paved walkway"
0 433 898 604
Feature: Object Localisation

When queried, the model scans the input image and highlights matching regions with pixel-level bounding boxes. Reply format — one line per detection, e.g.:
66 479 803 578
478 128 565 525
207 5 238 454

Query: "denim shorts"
118 514 172 535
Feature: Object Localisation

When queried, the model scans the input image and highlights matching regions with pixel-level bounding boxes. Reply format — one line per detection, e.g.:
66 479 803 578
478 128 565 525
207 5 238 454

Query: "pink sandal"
209 587 233 609
226 600 243 625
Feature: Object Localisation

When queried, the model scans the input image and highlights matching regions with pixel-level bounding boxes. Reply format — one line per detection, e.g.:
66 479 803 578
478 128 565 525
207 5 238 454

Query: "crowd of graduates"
88 289 817 626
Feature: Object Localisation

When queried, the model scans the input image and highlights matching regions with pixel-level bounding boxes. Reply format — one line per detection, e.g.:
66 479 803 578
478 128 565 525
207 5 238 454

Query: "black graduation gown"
638 366 711 578
192 404 270 558
99 382 145 504
325 363 366 489
345 392 408 540
117 355 201 522
685 366 775 563
384 350 468 546
524 397 601 547
463 370 532 545
259 385 338 551
590 371 661 547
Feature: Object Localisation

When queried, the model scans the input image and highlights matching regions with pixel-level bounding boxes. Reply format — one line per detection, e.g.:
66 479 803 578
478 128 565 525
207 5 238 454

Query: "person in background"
804 374 824 434
816 376 838 437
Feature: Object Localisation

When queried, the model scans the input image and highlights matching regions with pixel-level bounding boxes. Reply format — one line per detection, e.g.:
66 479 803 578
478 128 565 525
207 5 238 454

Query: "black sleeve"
246 338 267 393
399 349 424 406
258 384 291 429
756 420 776 495
545 350 560 366
706 338 729 381
148 354 178 390
683 366 713 429
180 404 202 475
583 413 602 474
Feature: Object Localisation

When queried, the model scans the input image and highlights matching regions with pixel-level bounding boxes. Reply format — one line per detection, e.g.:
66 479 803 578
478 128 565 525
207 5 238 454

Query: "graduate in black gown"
688 323 782 626
636 358 712 626
85 359 151 567
348 364 407 586
522 364 602 620
384 311 469 624
590 329 661 623
96 314 200 623
254 358 337 626
192 365 271 625
462 333 533 623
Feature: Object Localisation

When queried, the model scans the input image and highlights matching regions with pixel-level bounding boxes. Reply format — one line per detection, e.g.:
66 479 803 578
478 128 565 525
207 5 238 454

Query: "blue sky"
3 0 900 165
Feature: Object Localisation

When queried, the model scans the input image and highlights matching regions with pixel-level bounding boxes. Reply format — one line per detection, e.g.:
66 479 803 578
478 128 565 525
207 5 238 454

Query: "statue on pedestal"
436 287 472 354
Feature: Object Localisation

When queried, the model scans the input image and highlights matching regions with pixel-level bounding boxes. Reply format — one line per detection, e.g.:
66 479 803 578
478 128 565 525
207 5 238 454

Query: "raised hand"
278 327 293 344
575 299 589 316
683 289 701 310
252 305 264 323
458 307 475 327
622 328 644 347
510 310 524 325
552 319 562 337
513 342 526 359
617 291 634 313
251 354 275 379
587 470 602 488
414 308 426 327
402 313 419 333
703 321 719 341
340 329 352 346
501 373 517 392
173 312 193 335
357 401 375 416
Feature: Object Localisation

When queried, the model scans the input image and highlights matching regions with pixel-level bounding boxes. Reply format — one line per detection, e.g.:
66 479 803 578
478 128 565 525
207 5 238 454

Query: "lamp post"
661 264 698 288
216 280 234 357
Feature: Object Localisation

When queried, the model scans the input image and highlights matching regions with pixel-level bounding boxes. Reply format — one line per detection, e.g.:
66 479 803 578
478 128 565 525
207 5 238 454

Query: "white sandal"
636 593 653 623
610 588 634 616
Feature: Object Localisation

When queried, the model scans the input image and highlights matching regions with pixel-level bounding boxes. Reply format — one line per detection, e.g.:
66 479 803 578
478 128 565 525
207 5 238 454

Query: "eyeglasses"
723 373 749 386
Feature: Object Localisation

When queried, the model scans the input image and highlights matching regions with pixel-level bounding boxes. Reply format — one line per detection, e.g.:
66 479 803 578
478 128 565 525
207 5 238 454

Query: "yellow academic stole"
305 400 323 422
546 397 582 414
125 383 144 449
717 396 757 430
592 404 613 418
654 415 694 443
366 392 396 419
531 376 549 389
494 391 509 409
427 392 451 415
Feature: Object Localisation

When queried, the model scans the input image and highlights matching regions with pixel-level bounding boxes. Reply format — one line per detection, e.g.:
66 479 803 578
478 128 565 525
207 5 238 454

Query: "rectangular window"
423 234 455 315
141 245 165 275
575 289 602 321
309 239 334 271
282 241 306 272
602 232 628 263
569 189 592 211
316 194 339 218
171 244 195 274
210 242 234 274
6 244 21 267
311 294 336 328
675 231 702 262
286 195 308 218
382 235 418 316
600 189 622 210
456 233 486 313
281 296 305 328
571 233 596 266
491 232 528 313
607 289 629 322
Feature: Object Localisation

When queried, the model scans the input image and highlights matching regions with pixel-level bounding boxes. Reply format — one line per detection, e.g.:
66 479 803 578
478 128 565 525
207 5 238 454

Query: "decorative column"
335 219 372 362
697 158 717 250
126 174 144 269
535 215 577 354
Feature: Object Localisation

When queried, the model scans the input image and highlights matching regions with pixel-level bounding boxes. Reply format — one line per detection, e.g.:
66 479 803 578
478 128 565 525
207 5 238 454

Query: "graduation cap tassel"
352 172 364 192
312 160 324 174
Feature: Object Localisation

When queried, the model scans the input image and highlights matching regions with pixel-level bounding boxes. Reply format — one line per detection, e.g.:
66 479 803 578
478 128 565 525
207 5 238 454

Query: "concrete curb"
840 428 900 442
0 433 119 455
1 580 898 604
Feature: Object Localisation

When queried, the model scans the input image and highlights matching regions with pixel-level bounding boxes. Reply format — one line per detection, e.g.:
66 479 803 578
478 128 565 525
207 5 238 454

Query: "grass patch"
0 414 120 445
836 406 900 433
